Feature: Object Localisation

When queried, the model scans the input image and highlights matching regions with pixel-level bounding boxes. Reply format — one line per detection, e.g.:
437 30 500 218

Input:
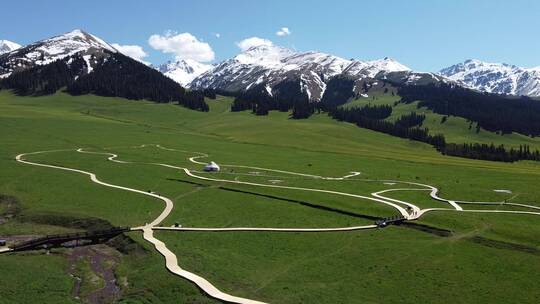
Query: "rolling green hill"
1 90 539 303
344 87 540 150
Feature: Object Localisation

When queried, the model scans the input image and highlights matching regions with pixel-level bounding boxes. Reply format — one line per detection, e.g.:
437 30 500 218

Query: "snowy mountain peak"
0 29 117 78
440 59 540 97
234 44 294 68
158 59 212 86
369 57 410 70
444 59 517 74
344 57 411 78
38 29 117 54
0 40 21 55
190 43 413 101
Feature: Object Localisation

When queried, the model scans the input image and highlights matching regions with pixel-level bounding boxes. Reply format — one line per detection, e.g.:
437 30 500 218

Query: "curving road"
10 145 540 303
15 149 266 304
142 227 267 304
417 207 540 218
14 148 393 304
371 188 424 217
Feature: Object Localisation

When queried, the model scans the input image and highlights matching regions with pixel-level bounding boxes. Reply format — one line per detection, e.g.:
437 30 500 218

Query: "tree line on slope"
395 112 426 128
4 57 540 162
442 143 540 162
0 58 85 95
319 75 355 108
329 106 446 150
0 52 209 112
230 79 315 119
328 105 540 162
227 75 540 162
398 83 540 137
230 75 367 119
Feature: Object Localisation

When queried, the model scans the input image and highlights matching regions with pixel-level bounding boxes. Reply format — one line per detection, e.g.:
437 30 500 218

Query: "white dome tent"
204 161 220 172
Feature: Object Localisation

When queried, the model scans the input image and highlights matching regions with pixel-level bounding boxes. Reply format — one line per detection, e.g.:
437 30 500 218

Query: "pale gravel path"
142 227 267 304
13 148 394 304
11 145 540 303
179 166 412 218
15 149 266 304
371 188 424 217
380 180 464 211
417 208 540 217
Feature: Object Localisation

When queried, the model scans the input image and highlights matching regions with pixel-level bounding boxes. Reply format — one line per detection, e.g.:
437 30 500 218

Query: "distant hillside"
0 29 208 111
189 44 432 102
439 59 540 97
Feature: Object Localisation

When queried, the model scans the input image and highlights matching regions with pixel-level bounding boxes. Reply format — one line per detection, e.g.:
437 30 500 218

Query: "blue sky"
1 0 539 71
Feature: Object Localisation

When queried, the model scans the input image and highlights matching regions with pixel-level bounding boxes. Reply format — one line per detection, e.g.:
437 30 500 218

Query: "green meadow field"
1 90 539 303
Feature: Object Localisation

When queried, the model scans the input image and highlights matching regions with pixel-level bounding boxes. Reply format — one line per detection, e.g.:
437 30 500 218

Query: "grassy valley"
1 90 539 303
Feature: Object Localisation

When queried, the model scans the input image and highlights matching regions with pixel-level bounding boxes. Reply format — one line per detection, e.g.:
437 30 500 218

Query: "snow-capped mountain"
439 59 540 97
0 29 117 78
157 59 212 87
0 29 197 108
190 44 411 101
0 40 21 55
343 57 410 78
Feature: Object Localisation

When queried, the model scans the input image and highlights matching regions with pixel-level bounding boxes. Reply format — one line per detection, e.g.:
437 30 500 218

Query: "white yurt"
204 161 220 172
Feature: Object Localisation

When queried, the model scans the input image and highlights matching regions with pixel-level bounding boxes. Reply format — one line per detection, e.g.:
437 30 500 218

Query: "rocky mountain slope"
0 29 208 111
439 59 540 97
157 59 211 86
190 44 416 101
0 40 21 55
0 29 117 79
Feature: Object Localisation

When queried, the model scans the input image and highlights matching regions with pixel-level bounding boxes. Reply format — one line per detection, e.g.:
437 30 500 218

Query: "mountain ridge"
439 59 540 97
157 59 212 86
4 29 540 100
0 39 21 55
0 29 117 78
190 44 413 101
0 29 209 111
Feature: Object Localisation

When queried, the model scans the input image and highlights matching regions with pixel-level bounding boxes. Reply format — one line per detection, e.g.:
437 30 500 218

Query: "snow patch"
0 40 21 55
265 85 273 96
159 59 212 86
439 59 540 97
82 55 93 74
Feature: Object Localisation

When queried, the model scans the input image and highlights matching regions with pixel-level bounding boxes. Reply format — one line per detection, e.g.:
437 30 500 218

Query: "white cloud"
148 31 215 62
236 37 273 51
276 27 291 36
215 33 221 38
111 43 149 65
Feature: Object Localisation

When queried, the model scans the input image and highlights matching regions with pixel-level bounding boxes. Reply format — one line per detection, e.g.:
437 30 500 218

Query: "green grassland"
1 90 539 303
344 86 540 149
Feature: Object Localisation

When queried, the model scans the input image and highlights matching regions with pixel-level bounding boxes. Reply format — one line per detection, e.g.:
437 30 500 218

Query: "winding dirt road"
9 145 540 303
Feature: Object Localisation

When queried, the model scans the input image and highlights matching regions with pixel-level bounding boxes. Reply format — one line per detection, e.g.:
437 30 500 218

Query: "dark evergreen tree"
0 56 85 95
327 105 539 163
395 112 426 128
320 75 355 109
230 78 313 118
397 83 540 136
1 51 209 112
67 52 208 111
